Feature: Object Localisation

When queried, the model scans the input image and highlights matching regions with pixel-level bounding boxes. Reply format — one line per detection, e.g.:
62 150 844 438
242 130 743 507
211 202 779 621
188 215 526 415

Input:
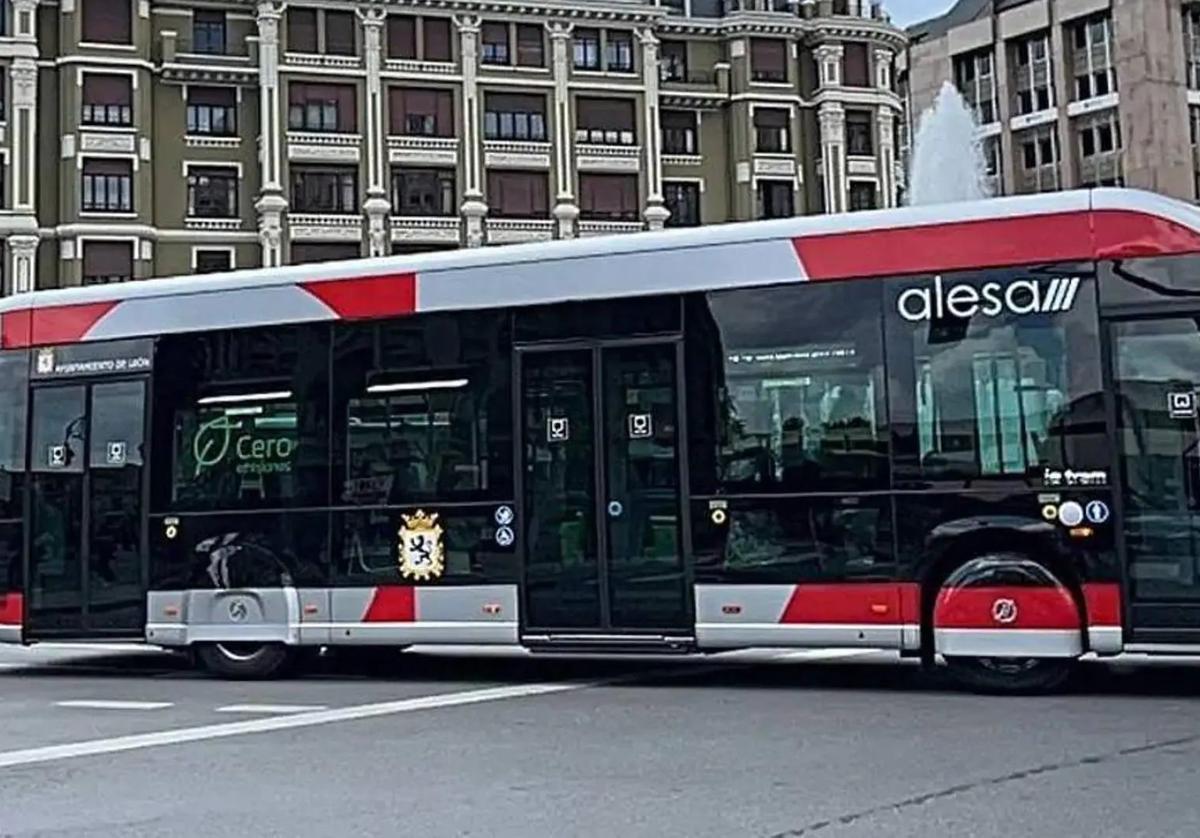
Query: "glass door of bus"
1112 316 1200 640
518 340 691 635
27 379 148 637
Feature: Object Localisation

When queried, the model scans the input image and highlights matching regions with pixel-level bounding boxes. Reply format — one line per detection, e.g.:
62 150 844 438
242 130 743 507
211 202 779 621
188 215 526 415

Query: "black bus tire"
944 655 1072 694
195 642 297 680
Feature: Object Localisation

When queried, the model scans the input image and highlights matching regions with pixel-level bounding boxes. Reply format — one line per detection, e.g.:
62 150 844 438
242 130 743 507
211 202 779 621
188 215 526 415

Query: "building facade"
0 0 904 292
901 0 1196 202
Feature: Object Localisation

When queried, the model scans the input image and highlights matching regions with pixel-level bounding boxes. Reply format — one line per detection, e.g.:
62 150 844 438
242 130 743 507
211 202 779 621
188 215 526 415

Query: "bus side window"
888 269 1103 485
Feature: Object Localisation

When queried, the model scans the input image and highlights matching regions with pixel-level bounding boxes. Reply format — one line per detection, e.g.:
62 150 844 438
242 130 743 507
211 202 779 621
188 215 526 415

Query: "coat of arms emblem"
397 509 445 581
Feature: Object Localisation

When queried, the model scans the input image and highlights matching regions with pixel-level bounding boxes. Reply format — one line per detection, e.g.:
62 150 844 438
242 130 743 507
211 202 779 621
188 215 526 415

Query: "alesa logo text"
896 276 1082 323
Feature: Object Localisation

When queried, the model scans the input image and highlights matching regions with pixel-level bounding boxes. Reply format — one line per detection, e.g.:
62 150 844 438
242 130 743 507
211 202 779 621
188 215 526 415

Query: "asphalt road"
2 644 1199 838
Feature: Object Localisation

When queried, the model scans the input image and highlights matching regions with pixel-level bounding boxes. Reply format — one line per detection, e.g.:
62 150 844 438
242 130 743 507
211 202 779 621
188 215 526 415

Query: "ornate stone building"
0 0 904 291
901 0 1197 203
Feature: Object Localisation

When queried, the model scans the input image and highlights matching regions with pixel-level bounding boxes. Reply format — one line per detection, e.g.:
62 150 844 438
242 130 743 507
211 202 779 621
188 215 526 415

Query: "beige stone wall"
1114 0 1194 200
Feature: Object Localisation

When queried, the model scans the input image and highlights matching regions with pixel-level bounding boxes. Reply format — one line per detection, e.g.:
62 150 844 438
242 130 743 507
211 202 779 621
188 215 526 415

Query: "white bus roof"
4 188 1200 349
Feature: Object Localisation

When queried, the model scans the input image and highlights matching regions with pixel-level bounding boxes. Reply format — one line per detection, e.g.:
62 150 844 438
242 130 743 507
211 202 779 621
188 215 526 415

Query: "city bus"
3 187 1200 691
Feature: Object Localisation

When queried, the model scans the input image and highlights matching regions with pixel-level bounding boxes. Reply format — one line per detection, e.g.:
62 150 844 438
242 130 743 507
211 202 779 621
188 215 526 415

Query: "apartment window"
325 11 356 56
660 40 687 82
1079 116 1120 158
287 8 318 53
579 174 638 221
483 94 547 141
81 74 133 127
387 16 416 59
848 181 876 212
661 110 697 155
954 48 997 125
392 168 456 216
481 22 510 65
574 29 601 70
192 10 226 54
81 159 133 213
187 166 238 218
1072 14 1115 102
751 39 787 83
424 18 452 62
843 42 870 87
82 241 133 285
516 24 544 67
390 88 453 137
487 171 548 218
756 180 793 219
663 181 700 227
194 249 233 274
291 166 358 213
575 98 636 145
753 108 790 153
845 110 873 155
1020 128 1060 177
1013 33 1053 115
82 0 132 44
288 83 357 133
606 31 634 73
1187 8 1200 90
186 87 237 135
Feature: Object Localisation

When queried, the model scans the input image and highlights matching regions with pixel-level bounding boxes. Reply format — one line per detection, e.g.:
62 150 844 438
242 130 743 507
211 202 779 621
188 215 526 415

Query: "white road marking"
55 700 174 711
215 704 328 714
0 681 595 770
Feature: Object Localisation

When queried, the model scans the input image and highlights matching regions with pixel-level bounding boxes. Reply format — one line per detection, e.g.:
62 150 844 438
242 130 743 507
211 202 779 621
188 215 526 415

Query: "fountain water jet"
906 81 993 206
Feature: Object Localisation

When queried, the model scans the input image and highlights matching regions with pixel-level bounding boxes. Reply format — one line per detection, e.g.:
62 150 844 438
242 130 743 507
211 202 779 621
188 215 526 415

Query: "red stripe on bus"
933 586 1080 630
1082 582 1121 627
1091 210 1200 259
362 586 416 622
0 592 23 625
791 212 1094 280
0 302 118 348
779 583 908 625
299 273 417 320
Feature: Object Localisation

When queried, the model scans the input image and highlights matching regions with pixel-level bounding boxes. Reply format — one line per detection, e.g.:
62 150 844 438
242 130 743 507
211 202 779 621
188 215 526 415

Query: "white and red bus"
2 187 1200 690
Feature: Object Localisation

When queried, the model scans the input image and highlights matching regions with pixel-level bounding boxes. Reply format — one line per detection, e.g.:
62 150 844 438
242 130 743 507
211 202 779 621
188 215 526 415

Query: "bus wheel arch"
920 539 1084 693
194 641 297 679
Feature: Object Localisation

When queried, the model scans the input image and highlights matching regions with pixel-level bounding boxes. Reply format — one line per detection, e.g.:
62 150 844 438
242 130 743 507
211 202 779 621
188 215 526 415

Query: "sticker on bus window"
547 417 569 442
106 441 127 466
628 414 652 439
1168 391 1197 419
47 445 66 468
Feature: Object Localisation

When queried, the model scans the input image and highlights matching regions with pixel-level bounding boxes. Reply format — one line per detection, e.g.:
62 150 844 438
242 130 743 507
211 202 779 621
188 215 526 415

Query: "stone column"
361 8 390 257
8 56 38 292
548 22 578 239
640 28 668 231
819 103 846 214
255 1 287 267
877 107 896 208
456 15 487 247
873 46 892 92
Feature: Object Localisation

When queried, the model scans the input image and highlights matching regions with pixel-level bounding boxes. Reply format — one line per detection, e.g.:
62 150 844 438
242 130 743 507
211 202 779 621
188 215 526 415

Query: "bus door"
517 339 692 639
1111 316 1200 642
27 356 150 638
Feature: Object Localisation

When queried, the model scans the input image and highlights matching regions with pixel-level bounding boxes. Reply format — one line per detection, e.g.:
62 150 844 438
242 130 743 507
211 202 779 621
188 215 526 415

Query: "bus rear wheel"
195 642 297 680
944 655 1072 694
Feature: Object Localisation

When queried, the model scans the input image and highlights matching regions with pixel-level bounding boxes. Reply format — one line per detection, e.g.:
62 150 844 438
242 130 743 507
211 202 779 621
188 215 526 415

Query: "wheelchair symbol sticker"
106 441 127 466
47 445 66 468
628 413 652 439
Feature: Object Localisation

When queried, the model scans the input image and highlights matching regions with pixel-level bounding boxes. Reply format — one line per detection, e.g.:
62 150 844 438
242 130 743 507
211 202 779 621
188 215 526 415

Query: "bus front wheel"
944 655 1072 694
195 642 297 680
